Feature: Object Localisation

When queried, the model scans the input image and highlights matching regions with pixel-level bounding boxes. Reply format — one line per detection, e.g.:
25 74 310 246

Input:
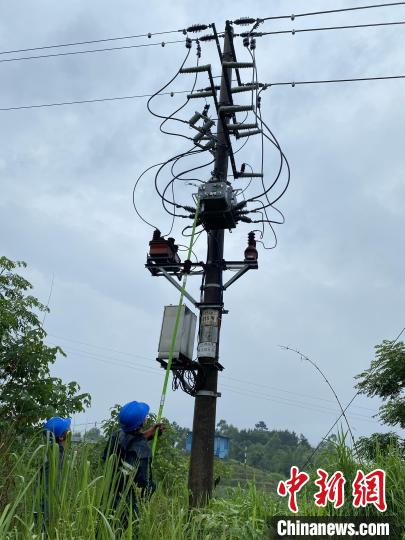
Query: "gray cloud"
1 0 404 444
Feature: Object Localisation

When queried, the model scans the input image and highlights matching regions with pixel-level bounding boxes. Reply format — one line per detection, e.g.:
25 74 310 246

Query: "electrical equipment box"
198 182 238 230
147 230 181 274
158 305 197 364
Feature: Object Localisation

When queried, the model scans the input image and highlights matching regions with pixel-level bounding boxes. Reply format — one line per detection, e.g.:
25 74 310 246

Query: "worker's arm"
141 423 165 441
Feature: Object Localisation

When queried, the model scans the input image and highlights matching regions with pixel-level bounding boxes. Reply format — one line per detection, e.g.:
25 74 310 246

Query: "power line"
2 73 405 112
0 89 189 111
264 74 405 87
0 29 184 56
254 19 405 37
0 38 185 64
51 337 378 417
221 384 380 424
261 2 405 21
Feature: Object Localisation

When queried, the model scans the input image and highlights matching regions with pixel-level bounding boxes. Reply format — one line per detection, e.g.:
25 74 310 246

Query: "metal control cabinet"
158 305 197 363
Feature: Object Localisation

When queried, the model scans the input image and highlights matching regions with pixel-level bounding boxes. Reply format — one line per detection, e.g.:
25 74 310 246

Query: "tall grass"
0 431 403 539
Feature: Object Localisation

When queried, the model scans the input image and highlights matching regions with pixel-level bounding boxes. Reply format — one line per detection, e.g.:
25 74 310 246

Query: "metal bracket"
159 268 199 308
223 264 249 290
195 390 221 398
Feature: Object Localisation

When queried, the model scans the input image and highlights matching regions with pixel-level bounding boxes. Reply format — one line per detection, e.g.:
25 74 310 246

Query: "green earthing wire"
151 199 200 461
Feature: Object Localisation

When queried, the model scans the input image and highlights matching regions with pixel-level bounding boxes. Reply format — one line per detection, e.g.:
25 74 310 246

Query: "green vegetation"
1 256 404 537
0 256 90 433
0 429 403 538
215 419 313 475
356 339 405 429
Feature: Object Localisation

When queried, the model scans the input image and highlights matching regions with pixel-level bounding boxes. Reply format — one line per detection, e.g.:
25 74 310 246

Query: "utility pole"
188 21 234 507
145 17 261 508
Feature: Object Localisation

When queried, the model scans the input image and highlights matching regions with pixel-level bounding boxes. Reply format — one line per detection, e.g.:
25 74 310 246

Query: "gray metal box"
158 305 197 362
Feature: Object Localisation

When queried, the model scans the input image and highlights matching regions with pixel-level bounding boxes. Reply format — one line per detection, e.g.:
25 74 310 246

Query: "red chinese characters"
352 469 387 512
277 467 387 513
314 468 346 509
277 466 310 513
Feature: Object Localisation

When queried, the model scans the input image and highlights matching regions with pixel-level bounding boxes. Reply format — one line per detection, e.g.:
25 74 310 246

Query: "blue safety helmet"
119 401 150 432
43 417 72 439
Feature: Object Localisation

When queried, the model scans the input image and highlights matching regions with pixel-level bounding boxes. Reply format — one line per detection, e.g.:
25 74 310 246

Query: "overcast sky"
1 0 404 445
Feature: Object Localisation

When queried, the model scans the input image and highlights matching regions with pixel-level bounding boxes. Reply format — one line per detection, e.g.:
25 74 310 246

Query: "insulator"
186 24 209 33
248 232 256 245
152 229 161 240
183 259 192 274
186 37 192 49
196 40 202 58
237 172 263 178
243 36 249 47
239 216 253 223
203 119 215 130
234 200 247 210
183 206 196 213
250 38 256 50
235 129 262 138
161 42 165 47
180 64 211 74
199 34 216 42
147 33 152 39
231 84 259 94
227 123 258 131
187 91 215 99
222 61 254 69
245 231 258 261
234 17 257 26
189 111 202 126
203 85 220 92
240 31 262 38
291 14 295 21
193 132 205 143
241 163 246 173
219 104 253 115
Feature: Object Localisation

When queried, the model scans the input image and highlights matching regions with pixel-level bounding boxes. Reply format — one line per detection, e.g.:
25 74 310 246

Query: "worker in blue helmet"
102 401 164 526
35 417 72 524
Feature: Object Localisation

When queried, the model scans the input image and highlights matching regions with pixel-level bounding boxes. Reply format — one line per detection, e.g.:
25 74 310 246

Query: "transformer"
198 182 238 229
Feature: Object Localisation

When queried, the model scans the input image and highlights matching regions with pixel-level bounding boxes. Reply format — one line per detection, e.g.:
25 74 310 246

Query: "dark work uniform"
102 430 155 521
35 437 65 523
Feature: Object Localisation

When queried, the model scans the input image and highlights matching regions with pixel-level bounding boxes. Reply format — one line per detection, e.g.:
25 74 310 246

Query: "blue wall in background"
185 433 230 459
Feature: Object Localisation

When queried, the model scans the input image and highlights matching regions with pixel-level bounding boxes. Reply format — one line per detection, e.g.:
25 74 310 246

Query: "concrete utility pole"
188 21 234 507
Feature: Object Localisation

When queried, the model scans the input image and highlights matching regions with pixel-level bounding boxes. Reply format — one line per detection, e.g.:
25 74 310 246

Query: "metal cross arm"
159 267 200 308
222 260 258 290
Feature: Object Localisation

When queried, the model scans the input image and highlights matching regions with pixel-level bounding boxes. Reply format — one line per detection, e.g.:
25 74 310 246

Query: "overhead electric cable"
264 74 405 87
2 75 405 112
0 38 185 64
0 29 184 56
261 2 405 21
253 19 405 37
49 334 377 413
0 89 190 112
